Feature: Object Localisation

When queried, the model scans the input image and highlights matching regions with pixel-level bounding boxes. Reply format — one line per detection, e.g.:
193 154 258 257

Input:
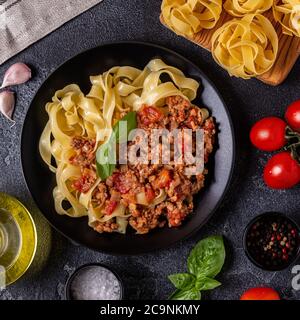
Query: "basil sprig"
168 235 225 300
96 111 137 180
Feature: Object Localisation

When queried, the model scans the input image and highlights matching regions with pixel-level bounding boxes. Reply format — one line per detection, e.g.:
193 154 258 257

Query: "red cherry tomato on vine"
263 152 300 189
285 99 300 132
250 117 287 151
240 287 280 300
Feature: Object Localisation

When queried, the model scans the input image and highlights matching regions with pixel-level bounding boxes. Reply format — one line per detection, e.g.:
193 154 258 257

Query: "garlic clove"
0 62 32 89
0 90 15 121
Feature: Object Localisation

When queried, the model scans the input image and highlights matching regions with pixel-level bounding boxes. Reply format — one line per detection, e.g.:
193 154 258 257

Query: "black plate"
21 42 235 254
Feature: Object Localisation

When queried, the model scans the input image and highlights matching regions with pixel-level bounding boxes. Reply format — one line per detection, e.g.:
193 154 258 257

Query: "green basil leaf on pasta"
96 111 137 180
113 111 137 143
96 143 116 180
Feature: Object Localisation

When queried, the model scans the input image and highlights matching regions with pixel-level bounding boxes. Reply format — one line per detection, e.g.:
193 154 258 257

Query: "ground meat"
111 169 142 194
126 96 215 233
94 220 119 233
72 168 97 193
163 200 193 227
70 137 95 168
128 163 160 182
129 206 166 234
167 172 193 202
166 95 190 124
70 137 97 193
70 95 216 234
93 183 108 206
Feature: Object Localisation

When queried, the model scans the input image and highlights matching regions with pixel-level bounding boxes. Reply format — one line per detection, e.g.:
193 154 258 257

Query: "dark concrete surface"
0 0 300 300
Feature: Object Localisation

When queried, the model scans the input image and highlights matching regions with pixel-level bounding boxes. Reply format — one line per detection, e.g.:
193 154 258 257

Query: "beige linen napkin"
0 0 103 65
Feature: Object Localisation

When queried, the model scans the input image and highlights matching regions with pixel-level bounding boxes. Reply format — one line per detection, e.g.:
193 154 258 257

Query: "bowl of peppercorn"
243 212 300 271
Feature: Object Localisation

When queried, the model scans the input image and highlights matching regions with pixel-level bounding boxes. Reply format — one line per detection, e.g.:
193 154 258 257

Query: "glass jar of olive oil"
0 193 37 286
0 208 22 270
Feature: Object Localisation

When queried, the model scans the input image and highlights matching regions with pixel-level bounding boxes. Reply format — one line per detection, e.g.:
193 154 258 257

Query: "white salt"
70 266 122 300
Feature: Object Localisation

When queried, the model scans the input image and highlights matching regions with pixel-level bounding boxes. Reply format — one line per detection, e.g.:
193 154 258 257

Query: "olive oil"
0 192 37 286
0 225 8 256
0 209 22 269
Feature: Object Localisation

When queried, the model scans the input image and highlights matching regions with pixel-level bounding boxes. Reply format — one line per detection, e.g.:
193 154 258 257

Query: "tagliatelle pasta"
161 0 222 37
224 0 273 17
39 59 200 233
273 0 300 37
211 14 278 79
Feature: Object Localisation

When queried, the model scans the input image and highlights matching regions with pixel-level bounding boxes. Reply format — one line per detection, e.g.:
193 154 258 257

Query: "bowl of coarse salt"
65 263 124 300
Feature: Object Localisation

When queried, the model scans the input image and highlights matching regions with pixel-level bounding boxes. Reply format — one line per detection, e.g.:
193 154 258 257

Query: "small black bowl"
243 212 300 271
65 263 124 300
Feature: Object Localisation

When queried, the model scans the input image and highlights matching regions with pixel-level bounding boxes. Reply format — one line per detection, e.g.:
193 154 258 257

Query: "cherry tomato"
250 117 287 151
264 152 300 189
240 287 280 300
285 99 300 132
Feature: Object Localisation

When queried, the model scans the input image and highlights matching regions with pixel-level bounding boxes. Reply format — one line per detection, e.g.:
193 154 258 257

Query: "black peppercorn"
245 214 300 270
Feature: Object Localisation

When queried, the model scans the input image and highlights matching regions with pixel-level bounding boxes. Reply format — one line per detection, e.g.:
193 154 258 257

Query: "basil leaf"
96 142 116 180
95 111 137 180
169 288 201 301
187 235 225 278
113 111 137 143
168 273 195 290
195 276 221 291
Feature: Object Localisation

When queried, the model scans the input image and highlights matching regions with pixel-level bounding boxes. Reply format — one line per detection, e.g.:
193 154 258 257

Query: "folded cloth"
0 0 103 65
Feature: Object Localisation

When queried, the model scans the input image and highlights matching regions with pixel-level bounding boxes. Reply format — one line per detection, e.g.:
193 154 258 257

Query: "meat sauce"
70 95 216 233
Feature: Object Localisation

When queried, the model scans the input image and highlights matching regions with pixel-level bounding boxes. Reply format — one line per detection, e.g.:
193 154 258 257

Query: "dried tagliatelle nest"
211 14 278 79
161 0 222 37
224 0 273 17
273 0 300 37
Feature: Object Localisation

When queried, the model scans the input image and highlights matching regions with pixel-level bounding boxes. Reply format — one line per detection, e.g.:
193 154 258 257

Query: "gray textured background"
0 0 300 300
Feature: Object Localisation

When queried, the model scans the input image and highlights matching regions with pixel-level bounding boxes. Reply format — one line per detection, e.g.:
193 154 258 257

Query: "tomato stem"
284 126 300 163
